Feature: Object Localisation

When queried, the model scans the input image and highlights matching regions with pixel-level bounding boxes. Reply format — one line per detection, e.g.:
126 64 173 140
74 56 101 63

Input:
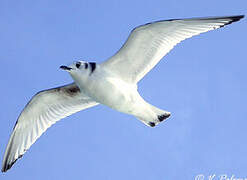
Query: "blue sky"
0 0 246 179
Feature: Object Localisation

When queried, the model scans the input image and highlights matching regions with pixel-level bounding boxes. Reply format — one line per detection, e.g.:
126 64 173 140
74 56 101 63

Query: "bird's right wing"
2 83 99 172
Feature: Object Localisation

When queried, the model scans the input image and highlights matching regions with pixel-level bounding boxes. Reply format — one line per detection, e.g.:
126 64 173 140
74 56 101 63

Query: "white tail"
136 104 171 127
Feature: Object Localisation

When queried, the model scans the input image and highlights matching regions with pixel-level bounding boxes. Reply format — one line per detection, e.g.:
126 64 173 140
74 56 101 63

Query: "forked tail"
136 104 171 127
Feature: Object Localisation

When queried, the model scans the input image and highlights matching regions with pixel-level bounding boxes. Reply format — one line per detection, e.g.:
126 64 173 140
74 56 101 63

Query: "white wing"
102 15 244 83
2 83 99 172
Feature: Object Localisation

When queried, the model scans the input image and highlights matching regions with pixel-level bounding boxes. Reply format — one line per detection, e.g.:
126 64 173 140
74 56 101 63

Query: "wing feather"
2 83 99 172
102 15 244 83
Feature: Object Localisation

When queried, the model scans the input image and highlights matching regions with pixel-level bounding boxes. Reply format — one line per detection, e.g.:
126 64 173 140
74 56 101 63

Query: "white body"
73 65 139 113
70 64 160 121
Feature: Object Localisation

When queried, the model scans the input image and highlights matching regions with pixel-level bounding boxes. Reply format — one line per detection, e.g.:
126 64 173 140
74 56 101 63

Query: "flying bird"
2 15 244 172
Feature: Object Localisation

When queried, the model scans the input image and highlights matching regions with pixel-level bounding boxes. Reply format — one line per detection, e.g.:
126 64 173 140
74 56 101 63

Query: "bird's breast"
81 73 138 112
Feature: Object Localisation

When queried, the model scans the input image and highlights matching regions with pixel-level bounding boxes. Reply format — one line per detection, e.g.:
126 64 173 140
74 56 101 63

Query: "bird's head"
60 61 97 81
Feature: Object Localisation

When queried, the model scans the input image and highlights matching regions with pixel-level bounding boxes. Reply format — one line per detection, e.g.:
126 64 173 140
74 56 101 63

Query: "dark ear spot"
89 62 96 74
84 63 88 69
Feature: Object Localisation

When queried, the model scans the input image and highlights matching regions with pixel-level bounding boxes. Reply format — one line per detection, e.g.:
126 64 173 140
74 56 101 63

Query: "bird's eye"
76 62 81 68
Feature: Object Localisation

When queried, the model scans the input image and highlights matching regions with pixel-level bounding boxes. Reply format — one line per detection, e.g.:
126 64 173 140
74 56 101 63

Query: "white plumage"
103 16 243 83
2 15 244 172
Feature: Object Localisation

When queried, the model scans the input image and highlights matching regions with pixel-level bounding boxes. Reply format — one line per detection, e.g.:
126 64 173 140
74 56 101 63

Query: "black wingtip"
1 131 24 173
219 15 245 27
230 15 244 23
1 161 12 173
2 163 11 173
1 154 23 173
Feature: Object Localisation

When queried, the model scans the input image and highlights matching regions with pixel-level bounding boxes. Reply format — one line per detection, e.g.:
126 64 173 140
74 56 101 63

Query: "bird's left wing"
2 83 99 172
102 15 244 83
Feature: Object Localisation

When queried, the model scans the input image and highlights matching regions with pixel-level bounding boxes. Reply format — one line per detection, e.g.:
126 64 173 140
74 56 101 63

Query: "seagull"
2 15 244 172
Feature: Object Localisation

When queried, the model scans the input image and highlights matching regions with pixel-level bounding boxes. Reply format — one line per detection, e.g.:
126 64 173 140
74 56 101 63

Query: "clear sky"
0 0 246 179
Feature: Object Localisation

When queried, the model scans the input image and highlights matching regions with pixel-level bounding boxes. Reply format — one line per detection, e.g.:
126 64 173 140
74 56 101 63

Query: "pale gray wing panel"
102 15 244 83
2 83 99 172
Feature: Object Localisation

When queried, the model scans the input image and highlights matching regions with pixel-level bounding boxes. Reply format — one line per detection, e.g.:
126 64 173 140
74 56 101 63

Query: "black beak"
60 65 72 71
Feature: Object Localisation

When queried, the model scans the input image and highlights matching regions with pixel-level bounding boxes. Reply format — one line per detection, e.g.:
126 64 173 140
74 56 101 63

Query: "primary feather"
102 15 244 83
2 83 98 172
